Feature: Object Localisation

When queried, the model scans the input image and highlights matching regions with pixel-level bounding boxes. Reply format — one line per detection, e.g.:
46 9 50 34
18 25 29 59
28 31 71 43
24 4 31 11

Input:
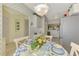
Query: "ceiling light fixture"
34 4 49 16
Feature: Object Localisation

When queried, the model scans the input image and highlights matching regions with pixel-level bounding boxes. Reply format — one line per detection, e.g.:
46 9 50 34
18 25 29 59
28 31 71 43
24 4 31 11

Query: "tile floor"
6 42 16 56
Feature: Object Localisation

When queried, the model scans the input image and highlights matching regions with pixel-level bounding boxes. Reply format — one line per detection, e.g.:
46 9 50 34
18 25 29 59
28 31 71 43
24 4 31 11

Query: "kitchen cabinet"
47 19 60 44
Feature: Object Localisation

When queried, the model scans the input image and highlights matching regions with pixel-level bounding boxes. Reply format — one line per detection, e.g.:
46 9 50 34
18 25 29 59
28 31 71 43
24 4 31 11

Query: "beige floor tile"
6 42 16 56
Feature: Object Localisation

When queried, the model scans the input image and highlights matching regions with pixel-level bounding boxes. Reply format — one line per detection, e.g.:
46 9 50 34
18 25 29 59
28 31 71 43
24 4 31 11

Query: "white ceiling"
24 3 73 20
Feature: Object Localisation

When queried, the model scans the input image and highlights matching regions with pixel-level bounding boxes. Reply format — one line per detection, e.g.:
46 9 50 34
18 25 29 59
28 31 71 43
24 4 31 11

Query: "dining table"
13 38 69 56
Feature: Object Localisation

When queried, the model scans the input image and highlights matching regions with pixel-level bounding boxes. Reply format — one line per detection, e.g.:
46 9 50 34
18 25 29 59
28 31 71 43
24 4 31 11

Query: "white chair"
45 35 53 41
13 36 29 49
70 42 79 56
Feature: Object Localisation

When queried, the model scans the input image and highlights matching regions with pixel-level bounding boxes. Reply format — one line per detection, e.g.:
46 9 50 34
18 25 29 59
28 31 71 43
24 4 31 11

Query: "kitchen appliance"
60 13 79 52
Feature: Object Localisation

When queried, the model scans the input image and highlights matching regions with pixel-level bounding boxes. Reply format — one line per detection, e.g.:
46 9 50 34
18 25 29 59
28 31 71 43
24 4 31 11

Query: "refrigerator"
60 13 79 52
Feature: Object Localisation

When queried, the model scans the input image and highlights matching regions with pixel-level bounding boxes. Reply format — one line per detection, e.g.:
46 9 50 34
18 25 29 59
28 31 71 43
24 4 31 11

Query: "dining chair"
13 36 29 49
45 35 53 42
70 42 79 56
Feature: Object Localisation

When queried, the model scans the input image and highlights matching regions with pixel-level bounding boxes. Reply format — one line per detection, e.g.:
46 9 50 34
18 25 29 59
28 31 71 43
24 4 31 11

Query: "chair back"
14 36 29 49
70 42 79 56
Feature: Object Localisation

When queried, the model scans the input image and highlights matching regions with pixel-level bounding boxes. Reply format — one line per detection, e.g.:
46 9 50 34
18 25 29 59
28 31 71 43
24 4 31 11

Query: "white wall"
69 4 79 15
3 4 33 43
48 19 60 24
0 4 2 38
0 4 5 56
29 15 46 39
73 4 79 13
